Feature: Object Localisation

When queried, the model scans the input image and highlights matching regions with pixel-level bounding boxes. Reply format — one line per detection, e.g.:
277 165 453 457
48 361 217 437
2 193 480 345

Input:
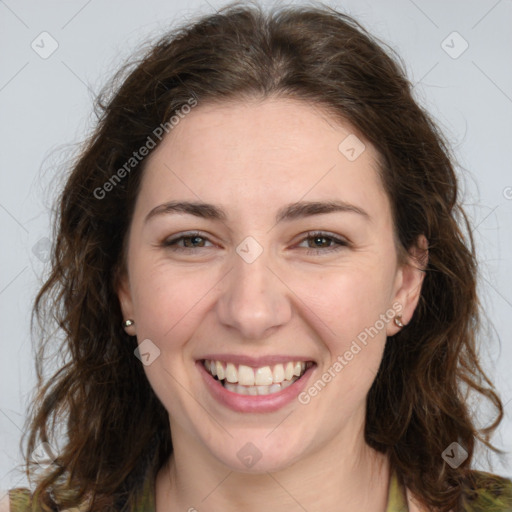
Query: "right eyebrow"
144 201 227 224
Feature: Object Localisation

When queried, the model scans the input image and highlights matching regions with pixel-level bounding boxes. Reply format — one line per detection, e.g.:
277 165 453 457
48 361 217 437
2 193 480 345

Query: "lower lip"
197 360 316 413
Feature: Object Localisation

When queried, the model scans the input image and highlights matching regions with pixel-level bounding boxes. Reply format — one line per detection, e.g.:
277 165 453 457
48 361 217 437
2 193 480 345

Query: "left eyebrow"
275 200 371 223
144 199 371 225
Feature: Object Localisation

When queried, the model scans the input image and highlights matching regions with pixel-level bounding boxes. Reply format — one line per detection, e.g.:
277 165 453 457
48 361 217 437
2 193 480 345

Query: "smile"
198 357 316 413
203 359 313 396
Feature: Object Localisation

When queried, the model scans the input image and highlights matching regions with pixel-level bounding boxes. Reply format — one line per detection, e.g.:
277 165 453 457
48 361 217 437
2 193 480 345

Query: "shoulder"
460 470 512 511
0 488 30 512
1 487 87 512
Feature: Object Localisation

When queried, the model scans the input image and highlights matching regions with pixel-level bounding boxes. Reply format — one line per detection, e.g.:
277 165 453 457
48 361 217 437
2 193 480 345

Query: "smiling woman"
3 2 512 512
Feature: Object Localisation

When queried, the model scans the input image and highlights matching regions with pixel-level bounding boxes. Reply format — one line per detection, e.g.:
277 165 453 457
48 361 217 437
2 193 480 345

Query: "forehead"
138 98 388 220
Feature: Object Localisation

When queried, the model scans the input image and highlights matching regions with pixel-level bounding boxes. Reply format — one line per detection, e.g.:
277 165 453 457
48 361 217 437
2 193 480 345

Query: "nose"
215 249 293 340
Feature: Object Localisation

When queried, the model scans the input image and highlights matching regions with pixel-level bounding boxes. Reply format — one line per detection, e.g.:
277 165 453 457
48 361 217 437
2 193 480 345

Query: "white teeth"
281 379 294 389
269 383 281 393
272 364 285 383
257 385 270 395
254 366 273 386
223 382 236 393
223 378 299 396
204 358 312 395
225 362 237 383
284 362 294 380
216 361 225 380
247 385 258 396
238 364 255 386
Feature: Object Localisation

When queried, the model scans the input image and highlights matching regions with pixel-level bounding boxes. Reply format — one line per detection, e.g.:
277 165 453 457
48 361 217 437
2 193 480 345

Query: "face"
117 98 424 473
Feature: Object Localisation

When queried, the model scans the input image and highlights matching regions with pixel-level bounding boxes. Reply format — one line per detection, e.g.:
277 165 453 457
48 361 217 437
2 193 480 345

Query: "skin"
117 97 427 512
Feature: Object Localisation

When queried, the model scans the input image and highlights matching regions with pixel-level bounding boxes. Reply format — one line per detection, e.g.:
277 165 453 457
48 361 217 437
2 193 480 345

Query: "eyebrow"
144 199 370 225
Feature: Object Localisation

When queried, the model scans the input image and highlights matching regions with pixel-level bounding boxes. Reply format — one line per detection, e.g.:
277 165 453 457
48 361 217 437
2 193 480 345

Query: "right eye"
161 232 215 252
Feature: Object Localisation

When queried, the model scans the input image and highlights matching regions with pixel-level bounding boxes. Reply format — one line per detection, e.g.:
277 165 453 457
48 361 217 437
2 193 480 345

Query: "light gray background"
1 0 511 492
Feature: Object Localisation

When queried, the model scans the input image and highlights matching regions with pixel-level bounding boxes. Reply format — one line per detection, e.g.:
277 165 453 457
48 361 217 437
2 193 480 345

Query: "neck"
155 423 391 512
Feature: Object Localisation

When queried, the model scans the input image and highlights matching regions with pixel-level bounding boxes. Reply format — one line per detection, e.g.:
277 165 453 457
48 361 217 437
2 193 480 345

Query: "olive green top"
7 469 512 511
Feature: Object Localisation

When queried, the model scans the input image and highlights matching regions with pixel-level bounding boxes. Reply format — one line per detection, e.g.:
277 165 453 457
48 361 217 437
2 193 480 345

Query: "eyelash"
161 231 349 256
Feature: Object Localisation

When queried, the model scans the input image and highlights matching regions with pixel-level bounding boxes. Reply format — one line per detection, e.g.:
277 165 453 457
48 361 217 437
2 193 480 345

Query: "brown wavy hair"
22 2 505 511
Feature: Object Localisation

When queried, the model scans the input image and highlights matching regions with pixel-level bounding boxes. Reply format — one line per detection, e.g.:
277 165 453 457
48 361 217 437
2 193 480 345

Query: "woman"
3 2 511 511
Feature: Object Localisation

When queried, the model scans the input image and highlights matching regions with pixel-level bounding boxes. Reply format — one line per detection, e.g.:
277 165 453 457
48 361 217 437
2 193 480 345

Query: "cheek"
294 264 394 344
296 271 391 403
130 259 217 346
129 262 214 415
291 263 393 406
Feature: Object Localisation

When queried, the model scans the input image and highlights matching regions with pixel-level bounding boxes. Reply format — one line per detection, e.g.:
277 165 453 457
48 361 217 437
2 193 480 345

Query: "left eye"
297 232 349 254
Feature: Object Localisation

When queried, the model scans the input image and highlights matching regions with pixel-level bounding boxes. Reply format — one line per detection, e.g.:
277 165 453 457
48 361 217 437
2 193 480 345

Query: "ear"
115 268 137 336
386 235 429 336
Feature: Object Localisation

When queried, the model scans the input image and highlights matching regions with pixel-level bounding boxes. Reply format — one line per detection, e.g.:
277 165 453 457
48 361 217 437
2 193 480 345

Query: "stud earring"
123 319 135 328
394 315 404 328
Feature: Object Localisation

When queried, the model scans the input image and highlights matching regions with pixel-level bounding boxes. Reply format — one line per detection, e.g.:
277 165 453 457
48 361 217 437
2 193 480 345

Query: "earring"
394 315 404 328
123 319 135 328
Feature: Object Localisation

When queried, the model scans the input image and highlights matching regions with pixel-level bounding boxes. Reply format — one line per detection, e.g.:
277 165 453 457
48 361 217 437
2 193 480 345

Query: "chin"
205 433 307 474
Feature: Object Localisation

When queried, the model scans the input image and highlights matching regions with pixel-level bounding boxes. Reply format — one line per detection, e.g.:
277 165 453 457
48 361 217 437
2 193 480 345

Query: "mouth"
201 359 315 396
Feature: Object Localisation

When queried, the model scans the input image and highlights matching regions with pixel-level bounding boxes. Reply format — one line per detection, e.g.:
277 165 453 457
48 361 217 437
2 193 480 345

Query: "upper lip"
198 354 316 367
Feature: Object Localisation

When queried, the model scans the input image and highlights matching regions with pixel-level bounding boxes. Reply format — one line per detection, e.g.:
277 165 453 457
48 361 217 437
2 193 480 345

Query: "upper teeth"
204 360 311 385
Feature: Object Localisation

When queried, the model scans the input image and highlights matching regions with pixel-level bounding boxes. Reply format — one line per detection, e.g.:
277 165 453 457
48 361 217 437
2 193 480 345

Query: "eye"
161 232 214 252
296 231 349 255
160 230 349 256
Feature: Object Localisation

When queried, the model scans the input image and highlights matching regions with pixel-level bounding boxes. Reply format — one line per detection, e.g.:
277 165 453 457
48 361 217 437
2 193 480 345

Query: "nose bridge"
216 245 292 339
